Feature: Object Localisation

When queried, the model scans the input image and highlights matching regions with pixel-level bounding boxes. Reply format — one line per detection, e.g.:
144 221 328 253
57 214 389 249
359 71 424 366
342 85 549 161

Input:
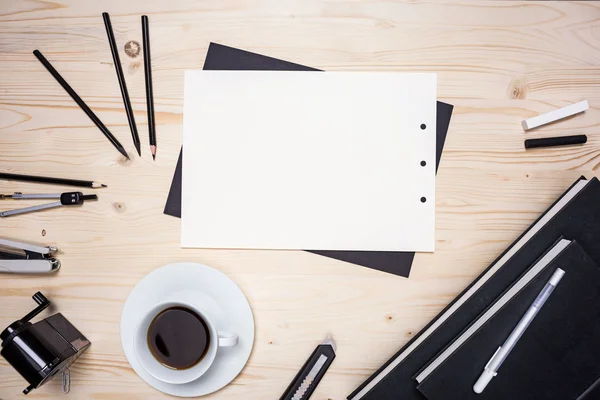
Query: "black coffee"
147 307 210 370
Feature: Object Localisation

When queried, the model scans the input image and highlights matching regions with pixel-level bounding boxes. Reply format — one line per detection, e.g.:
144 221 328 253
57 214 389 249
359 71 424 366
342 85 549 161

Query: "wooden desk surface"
1 1 599 398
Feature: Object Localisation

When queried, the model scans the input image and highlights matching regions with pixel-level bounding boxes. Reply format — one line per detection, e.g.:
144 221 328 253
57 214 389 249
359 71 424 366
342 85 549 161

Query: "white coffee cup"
133 299 239 385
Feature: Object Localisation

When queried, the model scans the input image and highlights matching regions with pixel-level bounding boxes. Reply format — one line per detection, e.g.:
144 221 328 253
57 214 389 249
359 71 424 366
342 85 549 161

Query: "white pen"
473 268 565 394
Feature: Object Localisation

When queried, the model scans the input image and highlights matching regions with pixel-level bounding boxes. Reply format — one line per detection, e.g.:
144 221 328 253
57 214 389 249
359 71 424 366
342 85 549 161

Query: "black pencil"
141 15 157 160
0 173 106 188
103 12 141 156
33 50 130 160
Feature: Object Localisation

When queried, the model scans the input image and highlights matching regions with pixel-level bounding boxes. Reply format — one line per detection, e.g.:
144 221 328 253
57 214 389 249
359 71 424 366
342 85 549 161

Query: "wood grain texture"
0 0 599 399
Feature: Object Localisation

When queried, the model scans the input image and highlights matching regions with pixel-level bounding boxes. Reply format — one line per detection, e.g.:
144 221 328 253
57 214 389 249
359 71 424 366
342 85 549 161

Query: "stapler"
0 238 60 274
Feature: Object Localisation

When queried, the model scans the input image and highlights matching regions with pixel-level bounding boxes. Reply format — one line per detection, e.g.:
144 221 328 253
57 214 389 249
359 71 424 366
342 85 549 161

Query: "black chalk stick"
525 135 587 149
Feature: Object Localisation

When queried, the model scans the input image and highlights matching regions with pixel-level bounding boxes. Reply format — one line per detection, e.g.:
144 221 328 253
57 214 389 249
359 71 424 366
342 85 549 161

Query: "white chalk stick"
522 100 589 130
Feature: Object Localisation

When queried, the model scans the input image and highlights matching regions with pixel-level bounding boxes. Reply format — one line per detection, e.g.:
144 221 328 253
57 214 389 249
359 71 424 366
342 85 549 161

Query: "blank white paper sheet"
182 71 437 252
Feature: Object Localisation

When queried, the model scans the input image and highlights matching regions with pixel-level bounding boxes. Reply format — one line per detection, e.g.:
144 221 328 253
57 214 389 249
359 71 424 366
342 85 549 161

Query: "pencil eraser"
522 100 589 131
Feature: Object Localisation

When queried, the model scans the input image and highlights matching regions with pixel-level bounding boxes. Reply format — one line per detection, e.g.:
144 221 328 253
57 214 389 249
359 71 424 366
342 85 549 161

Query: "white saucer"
120 262 255 397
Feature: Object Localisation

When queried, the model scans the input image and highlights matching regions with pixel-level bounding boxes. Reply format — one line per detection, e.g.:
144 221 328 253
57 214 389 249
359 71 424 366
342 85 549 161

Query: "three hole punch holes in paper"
420 123 427 204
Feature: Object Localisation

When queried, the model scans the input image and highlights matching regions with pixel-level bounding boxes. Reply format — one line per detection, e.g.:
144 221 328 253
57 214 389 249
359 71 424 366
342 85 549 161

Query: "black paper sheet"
164 43 454 278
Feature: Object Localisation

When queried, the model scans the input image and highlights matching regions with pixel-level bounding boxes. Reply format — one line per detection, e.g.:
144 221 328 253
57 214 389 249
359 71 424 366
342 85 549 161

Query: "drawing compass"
0 192 98 217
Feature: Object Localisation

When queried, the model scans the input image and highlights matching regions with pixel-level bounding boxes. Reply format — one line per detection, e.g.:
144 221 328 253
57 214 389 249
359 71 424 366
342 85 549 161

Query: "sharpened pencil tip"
152 154 156 161
101 184 107 188
117 146 130 160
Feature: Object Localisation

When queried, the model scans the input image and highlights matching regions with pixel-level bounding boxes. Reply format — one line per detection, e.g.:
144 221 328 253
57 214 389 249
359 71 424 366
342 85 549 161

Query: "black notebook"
417 240 600 400
163 42 454 278
348 176 600 400
414 238 573 383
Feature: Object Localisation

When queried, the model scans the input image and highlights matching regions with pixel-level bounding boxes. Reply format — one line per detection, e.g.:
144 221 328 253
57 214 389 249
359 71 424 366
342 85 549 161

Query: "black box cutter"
280 335 337 400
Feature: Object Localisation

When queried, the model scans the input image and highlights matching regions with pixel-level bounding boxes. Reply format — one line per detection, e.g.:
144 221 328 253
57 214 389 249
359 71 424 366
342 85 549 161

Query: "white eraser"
522 100 589 131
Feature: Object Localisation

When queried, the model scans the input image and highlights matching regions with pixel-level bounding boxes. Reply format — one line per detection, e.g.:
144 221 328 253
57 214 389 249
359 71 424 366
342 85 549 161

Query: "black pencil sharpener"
1 292 91 395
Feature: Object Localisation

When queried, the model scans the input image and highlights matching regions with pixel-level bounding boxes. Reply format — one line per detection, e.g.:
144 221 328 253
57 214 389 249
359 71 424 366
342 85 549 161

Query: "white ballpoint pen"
473 268 565 394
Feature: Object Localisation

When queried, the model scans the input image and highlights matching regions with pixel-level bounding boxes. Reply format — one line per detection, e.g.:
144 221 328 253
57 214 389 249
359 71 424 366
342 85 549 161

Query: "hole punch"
420 124 426 130
421 161 427 167
420 197 427 203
